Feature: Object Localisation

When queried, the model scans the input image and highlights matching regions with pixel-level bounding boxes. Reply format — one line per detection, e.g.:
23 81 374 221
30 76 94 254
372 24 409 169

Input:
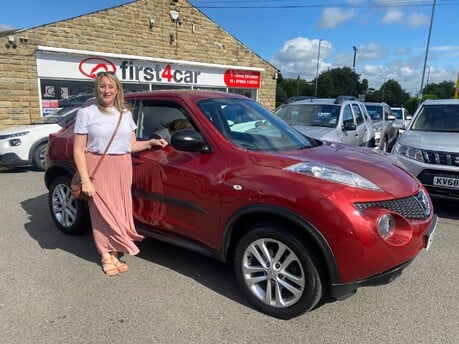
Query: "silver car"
274 97 375 147
364 102 399 151
392 98 459 200
391 106 412 136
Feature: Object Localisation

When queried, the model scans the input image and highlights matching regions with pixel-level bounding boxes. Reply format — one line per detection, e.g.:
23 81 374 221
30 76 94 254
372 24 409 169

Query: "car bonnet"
247 142 420 197
400 131 459 153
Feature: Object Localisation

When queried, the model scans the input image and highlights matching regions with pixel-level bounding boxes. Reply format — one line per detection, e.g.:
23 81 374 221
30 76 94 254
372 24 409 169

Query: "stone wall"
0 0 277 128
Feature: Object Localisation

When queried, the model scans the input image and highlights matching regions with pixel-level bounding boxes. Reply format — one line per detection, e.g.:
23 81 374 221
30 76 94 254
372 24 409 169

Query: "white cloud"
270 36 457 96
319 7 358 29
382 9 403 24
270 38 332 79
407 12 429 27
358 43 387 61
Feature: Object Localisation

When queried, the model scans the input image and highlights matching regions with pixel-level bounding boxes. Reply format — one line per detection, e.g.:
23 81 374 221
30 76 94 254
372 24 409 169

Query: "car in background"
274 97 375 147
391 106 412 136
364 102 399 151
0 106 80 171
44 90 436 319
392 98 459 200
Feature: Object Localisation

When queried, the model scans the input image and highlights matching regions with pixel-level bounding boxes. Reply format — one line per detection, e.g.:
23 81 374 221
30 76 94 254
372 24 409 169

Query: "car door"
340 103 360 145
350 103 367 146
384 105 398 146
130 100 227 250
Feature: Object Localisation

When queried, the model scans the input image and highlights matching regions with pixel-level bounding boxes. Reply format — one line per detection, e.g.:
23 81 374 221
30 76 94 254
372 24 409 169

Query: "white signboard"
36 51 262 89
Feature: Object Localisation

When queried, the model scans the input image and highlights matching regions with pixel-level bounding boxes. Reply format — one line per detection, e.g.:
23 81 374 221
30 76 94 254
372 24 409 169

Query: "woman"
73 71 168 276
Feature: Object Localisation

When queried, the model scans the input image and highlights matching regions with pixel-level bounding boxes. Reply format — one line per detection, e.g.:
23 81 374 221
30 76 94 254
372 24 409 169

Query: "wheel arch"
222 204 341 286
44 162 76 190
27 138 48 162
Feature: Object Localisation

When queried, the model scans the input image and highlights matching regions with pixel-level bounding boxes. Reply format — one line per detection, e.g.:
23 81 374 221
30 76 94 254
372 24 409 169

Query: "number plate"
425 216 438 251
433 176 459 189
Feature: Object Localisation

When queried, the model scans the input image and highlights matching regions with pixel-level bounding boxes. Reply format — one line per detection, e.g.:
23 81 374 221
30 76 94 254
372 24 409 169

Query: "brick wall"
0 0 277 128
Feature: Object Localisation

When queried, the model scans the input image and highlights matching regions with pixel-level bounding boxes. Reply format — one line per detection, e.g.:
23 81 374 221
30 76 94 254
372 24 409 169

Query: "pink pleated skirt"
85 152 144 255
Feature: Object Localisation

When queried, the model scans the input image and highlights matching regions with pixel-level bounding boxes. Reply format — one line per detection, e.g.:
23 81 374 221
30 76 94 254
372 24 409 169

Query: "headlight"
284 162 382 191
377 214 395 239
393 143 423 162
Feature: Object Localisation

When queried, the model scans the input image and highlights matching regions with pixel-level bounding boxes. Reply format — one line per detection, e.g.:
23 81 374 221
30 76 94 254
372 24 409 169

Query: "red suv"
44 90 437 319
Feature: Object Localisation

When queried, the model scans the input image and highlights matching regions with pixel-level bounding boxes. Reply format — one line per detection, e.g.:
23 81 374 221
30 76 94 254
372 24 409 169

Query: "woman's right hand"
81 179 95 198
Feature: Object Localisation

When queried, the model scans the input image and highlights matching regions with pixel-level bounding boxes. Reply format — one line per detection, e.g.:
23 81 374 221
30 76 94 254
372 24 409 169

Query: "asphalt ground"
1 168 458 344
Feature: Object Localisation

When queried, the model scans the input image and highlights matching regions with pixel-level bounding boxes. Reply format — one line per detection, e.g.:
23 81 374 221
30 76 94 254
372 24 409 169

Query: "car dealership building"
0 0 278 128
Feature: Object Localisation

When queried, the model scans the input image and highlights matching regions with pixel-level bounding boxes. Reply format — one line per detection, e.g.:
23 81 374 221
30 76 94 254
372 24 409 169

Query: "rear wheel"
48 175 90 235
234 223 323 319
32 143 47 171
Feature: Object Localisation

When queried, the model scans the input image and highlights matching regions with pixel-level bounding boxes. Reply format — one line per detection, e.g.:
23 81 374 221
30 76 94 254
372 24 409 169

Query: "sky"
1 0 458 96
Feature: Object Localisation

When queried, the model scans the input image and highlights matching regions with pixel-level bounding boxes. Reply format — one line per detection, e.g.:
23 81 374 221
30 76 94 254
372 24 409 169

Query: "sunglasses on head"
96 71 116 77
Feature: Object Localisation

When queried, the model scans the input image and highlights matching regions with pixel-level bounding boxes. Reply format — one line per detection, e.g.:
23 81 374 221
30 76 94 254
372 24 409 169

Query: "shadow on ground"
20 193 259 314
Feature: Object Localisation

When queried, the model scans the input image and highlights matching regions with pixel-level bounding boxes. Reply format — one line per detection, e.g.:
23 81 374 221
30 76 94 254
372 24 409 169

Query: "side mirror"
391 121 405 130
342 121 356 131
171 129 211 152
387 115 396 121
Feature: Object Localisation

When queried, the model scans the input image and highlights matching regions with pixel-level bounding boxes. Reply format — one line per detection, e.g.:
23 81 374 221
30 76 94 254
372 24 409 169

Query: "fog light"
9 139 22 146
378 214 395 239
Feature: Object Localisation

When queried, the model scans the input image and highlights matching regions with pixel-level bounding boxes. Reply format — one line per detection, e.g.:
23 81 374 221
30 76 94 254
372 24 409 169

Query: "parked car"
44 90 436 319
364 102 399 151
392 98 459 200
391 106 412 136
274 97 375 147
0 106 80 170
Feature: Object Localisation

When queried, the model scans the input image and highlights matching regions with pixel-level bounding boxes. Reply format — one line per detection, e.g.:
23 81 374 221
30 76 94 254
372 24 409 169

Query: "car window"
198 98 315 151
384 106 392 121
412 104 459 132
136 101 191 140
342 104 354 126
366 105 382 120
391 108 404 120
351 104 364 125
275 104 339 128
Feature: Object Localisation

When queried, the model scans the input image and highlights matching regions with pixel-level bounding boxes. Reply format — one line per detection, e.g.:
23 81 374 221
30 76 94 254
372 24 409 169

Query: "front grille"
423 150 459 167
354 192 429 219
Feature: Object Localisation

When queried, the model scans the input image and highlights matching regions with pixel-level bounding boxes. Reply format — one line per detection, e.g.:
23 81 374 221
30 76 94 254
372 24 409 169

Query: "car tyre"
234 223 323 319
32 143 47 171
48 175 90 235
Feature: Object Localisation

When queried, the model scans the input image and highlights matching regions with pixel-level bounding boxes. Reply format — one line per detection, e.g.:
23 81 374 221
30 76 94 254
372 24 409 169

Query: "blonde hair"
94 72 131 113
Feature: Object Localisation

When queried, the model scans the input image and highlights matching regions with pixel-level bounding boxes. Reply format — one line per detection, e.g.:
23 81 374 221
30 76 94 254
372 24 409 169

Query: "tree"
423 81 455 99
365 79 410 106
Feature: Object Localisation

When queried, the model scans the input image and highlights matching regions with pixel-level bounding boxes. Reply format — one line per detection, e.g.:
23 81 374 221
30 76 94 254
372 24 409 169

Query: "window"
343 104 354 126
352 104 364 125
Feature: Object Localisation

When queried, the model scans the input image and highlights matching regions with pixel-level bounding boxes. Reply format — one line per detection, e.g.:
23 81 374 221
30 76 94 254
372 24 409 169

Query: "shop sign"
37 51 261 89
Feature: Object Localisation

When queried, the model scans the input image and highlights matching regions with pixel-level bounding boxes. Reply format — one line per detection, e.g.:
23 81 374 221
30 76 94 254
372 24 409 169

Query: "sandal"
101 257 119 276
111 253 128 273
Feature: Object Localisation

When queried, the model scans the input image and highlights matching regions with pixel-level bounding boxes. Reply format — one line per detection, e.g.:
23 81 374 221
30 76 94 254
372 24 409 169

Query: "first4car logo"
79 58 201 84
78 57 117 78
78 58 261 88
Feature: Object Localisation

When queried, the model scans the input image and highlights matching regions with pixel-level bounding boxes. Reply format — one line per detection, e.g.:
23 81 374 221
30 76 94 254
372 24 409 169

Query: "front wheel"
48 175 90 235
234 224 323 319
32 143 47 171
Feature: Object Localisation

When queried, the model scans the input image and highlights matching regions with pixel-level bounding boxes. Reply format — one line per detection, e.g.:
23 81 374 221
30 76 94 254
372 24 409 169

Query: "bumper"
330 259 413 300
0 153 31 167
394 154 459 200
330 215 437 300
